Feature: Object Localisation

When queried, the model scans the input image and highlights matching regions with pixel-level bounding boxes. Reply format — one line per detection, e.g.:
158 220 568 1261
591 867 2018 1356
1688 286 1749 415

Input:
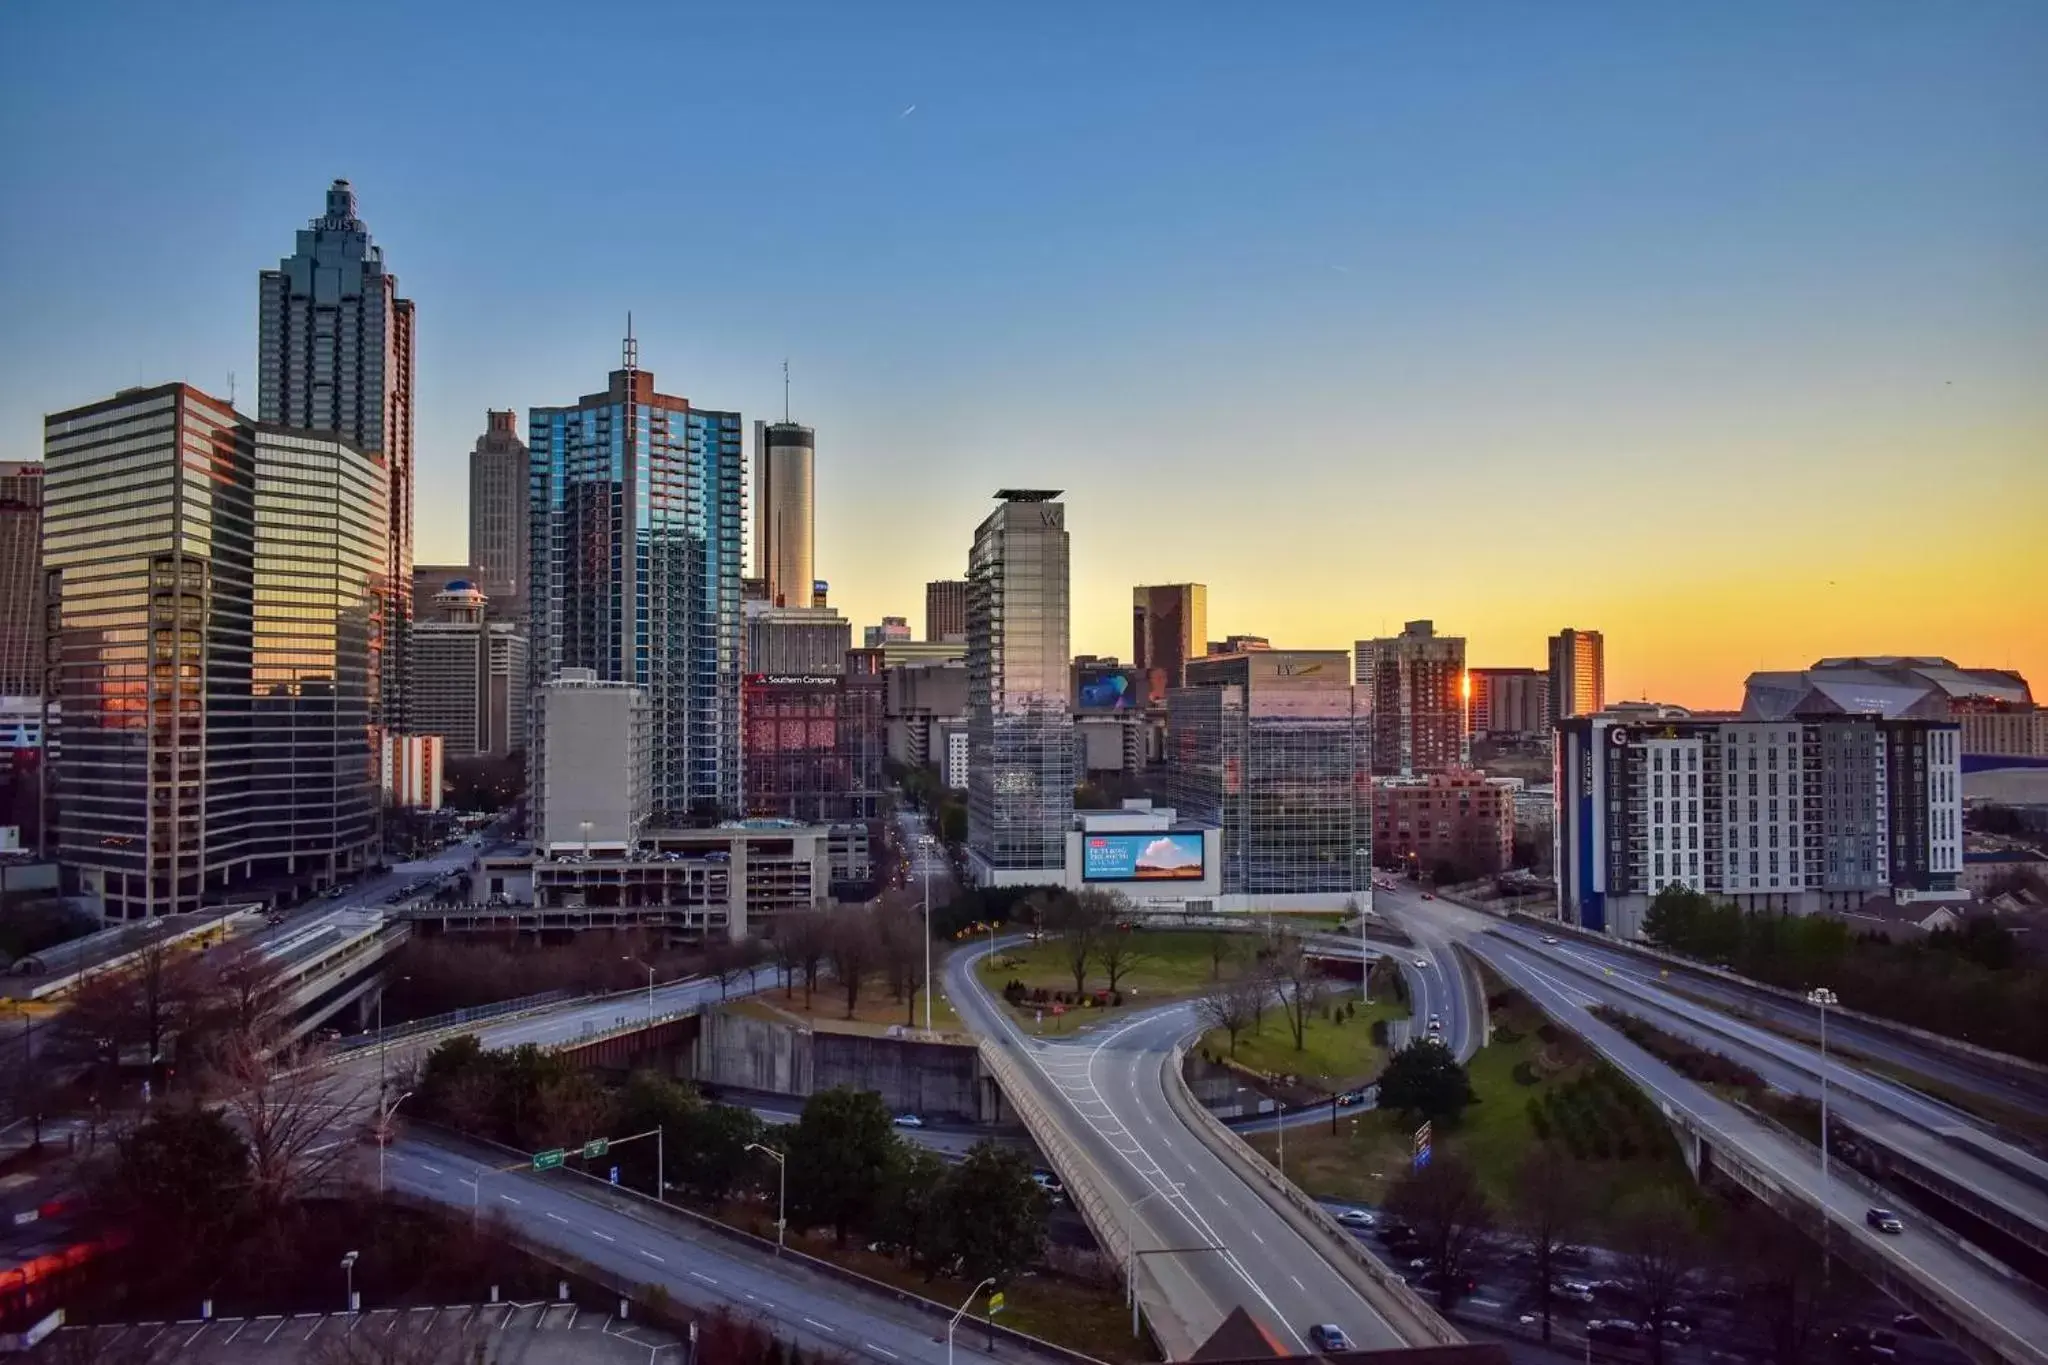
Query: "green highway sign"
582 1139 610 1160
532 1148 566 1171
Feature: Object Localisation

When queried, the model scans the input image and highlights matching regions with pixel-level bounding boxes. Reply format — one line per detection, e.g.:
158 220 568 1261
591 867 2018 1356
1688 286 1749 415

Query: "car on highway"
324 886 346 899
1306 1324 1351 1353
1420 892 1435 900
893 1113 925 1129
1412 956 1429 969
1587 1320 1643 1344
1541 934 1560 944
1552 1280 1595 1304
1334 1208 1375 1228
1865 1207 1904 1234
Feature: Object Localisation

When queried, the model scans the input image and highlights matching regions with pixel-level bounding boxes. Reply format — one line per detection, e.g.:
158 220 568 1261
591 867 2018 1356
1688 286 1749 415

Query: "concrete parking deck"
38 1302 683 1362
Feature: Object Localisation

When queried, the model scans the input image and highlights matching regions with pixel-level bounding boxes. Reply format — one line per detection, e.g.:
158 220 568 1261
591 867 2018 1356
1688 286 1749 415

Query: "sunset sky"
3 1 2042 710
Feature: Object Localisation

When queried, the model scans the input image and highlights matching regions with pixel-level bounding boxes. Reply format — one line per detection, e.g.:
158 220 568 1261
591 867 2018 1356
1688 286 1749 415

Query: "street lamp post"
1123 1182 1184 1335
1276 1101 1286 1178
921 835 934 1035
1807 986 1839 1267
947 1277 996 1365
377 1090 414 1196
340 1250 359 1313
625 957 656 1021
747 1143 787 1253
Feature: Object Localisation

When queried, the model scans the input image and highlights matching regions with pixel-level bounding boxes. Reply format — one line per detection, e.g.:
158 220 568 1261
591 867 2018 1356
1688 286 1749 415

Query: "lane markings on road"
547 1213 569 1224
499 1194 522 1205
420 1164 442 1175
803 1318 838 1334
639 1248 666 1263
866 1344 900 1359
690 1272 717 1284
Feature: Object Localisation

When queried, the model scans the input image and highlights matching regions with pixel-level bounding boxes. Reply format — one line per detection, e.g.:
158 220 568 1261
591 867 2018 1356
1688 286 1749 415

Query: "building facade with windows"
1373 771 1516 881
468 410 529 622
44 385 386 919
409 580 528 758
925 579 968 643
0 463 43 700
1468 667 1549 743
258 179 414 730
966 491 1073 885
1133 584 1207 691
1554 709 1964 940
528 343 744 820
1357 620 1467 776
753 420 814 609
744 604 850 676
1547 629 1606 727
1165 650 1366 910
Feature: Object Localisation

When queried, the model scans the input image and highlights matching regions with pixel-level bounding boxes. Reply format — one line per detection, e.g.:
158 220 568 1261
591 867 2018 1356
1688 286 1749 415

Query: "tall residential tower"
258 179 415 728
0 463 43 699
1547 628 1605 726
529 338 745 820
1132 584 1208 691
966 490 1072 884
1356 619 1468 776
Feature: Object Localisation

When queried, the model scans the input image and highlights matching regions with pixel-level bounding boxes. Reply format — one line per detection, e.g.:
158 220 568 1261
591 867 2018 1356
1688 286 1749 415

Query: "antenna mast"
783 358 791 423
623 311 638 370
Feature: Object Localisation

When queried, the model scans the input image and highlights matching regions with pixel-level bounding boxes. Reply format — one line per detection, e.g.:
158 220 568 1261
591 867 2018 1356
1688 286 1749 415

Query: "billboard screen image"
1082 832 1205 882
1077 666 1139 711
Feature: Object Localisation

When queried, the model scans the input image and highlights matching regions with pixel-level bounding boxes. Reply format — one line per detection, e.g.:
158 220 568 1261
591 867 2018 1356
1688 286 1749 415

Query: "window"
1687 799 1698 822
1655 854 1665 877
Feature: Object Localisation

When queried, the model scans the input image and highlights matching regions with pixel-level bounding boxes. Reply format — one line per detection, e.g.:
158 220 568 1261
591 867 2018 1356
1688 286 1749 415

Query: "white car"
1334 1208 1376 1229
1413 957 1429 969
1541 935 1560 945
893 1113 925 1129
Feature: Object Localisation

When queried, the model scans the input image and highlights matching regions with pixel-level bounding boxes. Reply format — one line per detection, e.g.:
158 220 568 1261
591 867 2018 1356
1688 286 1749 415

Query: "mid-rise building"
0 463 43 699
382 733 444 810
753 420 815 609
0 696 44 849
409 580 529 758
1958 706 2048 760
1554 708 1964 939
744 604 850 677
876 639 968 668
528 819 831 939
259 179 414 729
1133 584 1208 690
937 717 970 791
864 616 912 649
966 491 1073 885
1547 628 1605 726
1469 667 1550 742
528 337 744 820
531 668 651 855
468 410 529 622
411 564 478 622
1373 771 1516 881
1357 619 1468 776
1165 650 1366 909
1207 634 1270 655
45 385 387 919
885 660 968 773
925 579 968 643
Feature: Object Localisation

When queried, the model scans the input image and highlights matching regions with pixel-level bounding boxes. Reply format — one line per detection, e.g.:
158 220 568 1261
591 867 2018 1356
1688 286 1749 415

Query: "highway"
944 934 1466 1357
1375 885 2048 1365
380 1133 1064 1365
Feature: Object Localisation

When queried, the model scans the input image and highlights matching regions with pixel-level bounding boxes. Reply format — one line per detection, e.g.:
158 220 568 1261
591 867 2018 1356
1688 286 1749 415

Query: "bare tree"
828 910 880 1018
1196 971 1270 1056
58 937 212 1090
1204 928 1238 982
708 936 766 1002
1386 1152 1493 1310
1616 1188 1704 1365
784 910 832 1008
213 1038 367 1215
1268 932 1323 1053
1045 889 1107 996
1090 892 1149 993
874 899 929 1026
1509 1145 1588 1345
1725 1202 1843 1365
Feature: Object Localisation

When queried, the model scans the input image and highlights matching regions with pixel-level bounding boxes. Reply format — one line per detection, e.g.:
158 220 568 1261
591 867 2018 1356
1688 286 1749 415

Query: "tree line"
411 1043 1050 1288
1641 885 2048 1063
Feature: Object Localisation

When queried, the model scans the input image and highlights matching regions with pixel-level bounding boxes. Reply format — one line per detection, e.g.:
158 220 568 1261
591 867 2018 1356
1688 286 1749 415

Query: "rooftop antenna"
783 358 791 423
623 311 638 371
228 371 236 406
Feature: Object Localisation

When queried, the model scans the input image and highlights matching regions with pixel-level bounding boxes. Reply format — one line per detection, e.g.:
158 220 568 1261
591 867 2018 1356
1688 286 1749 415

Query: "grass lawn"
719 1204 1153 1362
1198 991 1405 1091
1247 981 1696 1220
727 981 966 1038
977 930 1243 1024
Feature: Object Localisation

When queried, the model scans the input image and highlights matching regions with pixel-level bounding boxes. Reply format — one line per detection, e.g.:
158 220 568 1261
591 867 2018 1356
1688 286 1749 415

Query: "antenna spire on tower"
783 358 791 423
623 312 638 370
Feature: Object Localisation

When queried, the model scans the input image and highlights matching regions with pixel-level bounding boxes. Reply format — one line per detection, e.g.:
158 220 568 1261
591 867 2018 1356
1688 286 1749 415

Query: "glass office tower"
43 385 384 919
966 490 1072 882
1167 650 1368 903
529 342 744 820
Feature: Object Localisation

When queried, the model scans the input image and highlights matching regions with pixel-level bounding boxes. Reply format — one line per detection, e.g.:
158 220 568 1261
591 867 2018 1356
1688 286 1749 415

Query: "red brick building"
1372 770 1515 881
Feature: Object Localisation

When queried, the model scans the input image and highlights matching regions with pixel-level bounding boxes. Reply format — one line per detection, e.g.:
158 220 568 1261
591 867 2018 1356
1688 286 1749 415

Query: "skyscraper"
1356 619 1468 776
529 337 744 820
1467 666 1549 742
753 420 815 609
1133 584 1208 690
1547 628 1605 726
44 385 386 919
468 410 529 622
0 463 43 698
258 179 415 728
409 580 529 759
966 490 1073 884
925 579 968 643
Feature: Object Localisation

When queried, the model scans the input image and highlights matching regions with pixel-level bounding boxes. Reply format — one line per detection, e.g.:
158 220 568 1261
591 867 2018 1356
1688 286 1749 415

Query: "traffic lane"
1479 941 2048 1365
1103 1004 1409 1352
385 1138 1027 1365
473 966 778 1050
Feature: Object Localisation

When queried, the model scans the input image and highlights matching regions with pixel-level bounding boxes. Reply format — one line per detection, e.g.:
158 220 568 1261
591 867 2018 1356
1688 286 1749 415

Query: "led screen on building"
1076 665 1141 712
1082 832 1206 882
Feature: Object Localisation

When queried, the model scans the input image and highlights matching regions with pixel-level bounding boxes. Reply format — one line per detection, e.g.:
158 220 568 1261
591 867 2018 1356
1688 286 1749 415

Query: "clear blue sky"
3 1 2044 704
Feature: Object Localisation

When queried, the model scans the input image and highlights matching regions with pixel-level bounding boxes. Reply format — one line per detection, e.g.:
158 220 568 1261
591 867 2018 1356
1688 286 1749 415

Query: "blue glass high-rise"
529 340 743 820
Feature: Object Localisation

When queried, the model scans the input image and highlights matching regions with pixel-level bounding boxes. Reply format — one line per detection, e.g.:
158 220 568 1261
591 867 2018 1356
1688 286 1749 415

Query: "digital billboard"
1082 832 1206 883
1076 665 1139 712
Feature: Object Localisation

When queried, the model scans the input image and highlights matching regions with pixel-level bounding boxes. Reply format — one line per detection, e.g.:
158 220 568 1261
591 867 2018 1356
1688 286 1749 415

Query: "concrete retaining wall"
690 1008 1000 1122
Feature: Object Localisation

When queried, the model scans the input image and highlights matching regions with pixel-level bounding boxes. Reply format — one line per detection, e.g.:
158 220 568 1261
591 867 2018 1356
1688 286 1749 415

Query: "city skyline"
3 4 2043 709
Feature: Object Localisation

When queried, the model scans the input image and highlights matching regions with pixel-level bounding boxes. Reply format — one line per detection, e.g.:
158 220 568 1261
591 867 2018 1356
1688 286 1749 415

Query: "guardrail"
408 1121 1110 1365
1158 1043 1462 1349
332 990 576 1054
1495 908 2048 1088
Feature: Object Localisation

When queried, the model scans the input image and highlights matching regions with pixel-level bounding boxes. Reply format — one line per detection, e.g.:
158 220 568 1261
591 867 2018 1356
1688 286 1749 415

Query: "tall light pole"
340 1250 359 1313
947 1277 996 1365
747 1143 786 1253
1124 1182 1184 1336
1276 1100 1286 1177
921 834 934 1035
625 956 656 1021
377 1090 413 1196
1807 986 1839 1265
